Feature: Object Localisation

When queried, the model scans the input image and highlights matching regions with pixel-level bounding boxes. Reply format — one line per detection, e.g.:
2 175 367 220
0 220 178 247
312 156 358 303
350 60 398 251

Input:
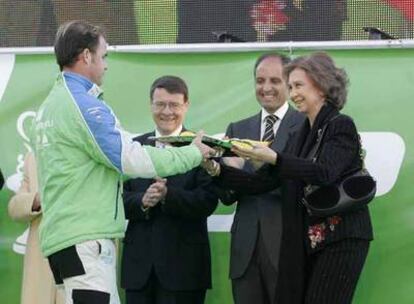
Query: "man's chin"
259 101 278 111
158 125 176 135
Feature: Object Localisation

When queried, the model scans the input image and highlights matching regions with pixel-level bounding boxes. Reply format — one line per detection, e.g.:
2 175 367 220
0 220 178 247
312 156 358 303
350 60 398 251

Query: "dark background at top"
0 0 413 47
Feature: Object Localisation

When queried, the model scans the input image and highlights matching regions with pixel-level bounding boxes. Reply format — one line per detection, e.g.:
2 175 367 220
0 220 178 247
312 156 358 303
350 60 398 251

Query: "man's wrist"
205 160 221 176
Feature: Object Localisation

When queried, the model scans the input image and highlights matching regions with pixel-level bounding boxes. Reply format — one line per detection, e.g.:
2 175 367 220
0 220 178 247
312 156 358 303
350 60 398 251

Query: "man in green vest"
32 20 212 304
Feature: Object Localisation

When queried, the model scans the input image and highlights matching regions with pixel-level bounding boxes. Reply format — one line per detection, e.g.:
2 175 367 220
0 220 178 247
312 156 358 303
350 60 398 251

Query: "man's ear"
183 100 190 112
79 48 92 65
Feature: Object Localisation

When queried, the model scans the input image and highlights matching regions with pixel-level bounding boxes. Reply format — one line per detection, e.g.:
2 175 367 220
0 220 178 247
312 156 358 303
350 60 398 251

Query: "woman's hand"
231 144 278 165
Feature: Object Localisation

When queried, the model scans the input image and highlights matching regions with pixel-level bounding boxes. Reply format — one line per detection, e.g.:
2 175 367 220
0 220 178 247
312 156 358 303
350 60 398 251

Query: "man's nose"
162 105 173 114
263 81 273 91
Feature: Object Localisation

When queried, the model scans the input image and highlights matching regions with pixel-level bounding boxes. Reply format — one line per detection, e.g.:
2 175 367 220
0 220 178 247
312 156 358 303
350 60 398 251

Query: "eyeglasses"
152 101 185 111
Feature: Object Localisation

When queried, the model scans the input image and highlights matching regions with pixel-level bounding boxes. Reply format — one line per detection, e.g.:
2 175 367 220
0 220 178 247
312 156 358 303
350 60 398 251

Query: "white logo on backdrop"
6 111 36 193
8 111 37 255
207 132 406 232
0 54 15 103
0 54 31 254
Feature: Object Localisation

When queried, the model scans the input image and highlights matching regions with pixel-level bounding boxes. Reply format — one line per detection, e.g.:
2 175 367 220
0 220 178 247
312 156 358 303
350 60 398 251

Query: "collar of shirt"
155 125 183 148
260 101 289 140
260 101 289 123
62 71 104 99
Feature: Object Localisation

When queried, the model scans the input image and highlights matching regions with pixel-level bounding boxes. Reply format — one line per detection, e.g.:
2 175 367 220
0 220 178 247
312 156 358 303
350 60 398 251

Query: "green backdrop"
0 48 412 303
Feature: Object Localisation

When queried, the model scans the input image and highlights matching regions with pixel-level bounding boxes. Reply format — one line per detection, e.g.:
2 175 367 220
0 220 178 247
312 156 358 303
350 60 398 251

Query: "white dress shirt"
155 126 183 148
260 102 289 140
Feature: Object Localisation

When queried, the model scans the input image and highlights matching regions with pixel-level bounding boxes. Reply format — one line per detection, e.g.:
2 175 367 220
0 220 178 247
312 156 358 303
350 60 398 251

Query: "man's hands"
141 178 167 210
201 159 221 176
192 131 217 160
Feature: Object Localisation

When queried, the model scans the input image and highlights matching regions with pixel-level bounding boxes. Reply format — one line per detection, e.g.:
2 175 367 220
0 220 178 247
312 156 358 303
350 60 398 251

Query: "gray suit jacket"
224 106 304 279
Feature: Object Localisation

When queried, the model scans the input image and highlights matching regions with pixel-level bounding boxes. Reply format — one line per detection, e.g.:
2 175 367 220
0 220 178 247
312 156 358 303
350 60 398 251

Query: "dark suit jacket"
223 106 304 280
121 131 219 291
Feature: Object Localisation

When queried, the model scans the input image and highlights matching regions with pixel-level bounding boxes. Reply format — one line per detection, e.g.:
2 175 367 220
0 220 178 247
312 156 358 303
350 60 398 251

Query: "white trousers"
58 239 120 304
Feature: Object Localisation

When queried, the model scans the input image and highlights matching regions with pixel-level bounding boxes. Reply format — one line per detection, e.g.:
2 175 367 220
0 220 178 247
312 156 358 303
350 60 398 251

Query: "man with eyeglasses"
121 75 219 304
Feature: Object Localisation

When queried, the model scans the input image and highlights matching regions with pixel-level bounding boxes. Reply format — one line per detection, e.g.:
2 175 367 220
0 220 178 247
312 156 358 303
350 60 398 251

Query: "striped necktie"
261 114 278 142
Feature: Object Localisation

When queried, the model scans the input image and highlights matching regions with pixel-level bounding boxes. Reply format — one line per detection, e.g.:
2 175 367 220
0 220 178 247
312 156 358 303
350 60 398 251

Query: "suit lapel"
139 131 156 147
298 104 338 158
248 112 262 140
140 126 187 147
272 106 299 151
239 113 261 173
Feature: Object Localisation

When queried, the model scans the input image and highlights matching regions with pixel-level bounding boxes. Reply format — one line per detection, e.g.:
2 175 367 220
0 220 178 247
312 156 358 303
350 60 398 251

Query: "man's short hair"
254 53 291 77
54 20 105 71
150 76 189 102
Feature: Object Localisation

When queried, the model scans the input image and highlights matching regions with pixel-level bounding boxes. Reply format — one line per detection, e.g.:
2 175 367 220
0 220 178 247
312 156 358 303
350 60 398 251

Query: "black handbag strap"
307 114 364 177
307 114 340 163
